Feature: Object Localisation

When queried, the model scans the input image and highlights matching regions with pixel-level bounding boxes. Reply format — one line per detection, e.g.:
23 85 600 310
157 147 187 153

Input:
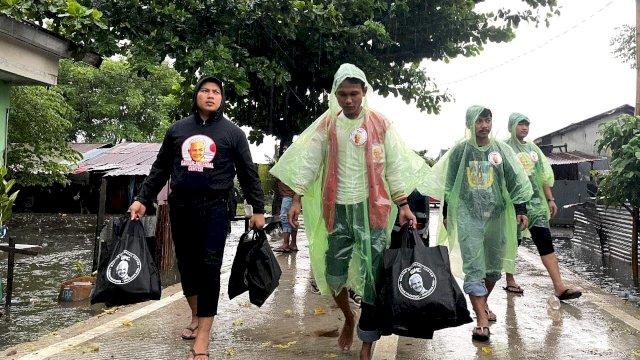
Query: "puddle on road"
523 236 640 300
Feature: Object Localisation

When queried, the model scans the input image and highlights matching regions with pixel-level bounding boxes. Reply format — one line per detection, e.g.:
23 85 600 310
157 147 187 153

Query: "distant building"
535 104 633 172
533 105 633 225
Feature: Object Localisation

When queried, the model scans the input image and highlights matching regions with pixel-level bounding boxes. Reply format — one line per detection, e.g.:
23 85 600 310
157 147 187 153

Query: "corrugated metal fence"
574 202 634 263
550 180 594 226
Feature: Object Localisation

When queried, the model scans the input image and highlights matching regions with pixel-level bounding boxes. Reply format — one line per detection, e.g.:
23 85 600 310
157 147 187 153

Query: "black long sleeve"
135 129 174 208
233 134 264 214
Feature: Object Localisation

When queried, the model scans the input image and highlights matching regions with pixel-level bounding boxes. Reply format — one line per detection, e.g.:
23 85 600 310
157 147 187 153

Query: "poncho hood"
329 63 371 115
465 105 494 149
508 112 530 142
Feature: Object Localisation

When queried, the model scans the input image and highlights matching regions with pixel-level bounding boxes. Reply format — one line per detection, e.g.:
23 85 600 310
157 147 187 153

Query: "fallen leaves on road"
224 348 236 357
48 331 59 336
314 306 326 315
82 344 100 353
261 341 272 348
232 320 243 326
96 306 123 318
631 349 640 357
272 341 297 349
323 353 337 358
481 347 493 354
121 319 133 327
284 309 293 317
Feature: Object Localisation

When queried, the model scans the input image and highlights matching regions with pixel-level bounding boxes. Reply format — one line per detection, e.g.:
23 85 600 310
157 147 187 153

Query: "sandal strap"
189 349 210 358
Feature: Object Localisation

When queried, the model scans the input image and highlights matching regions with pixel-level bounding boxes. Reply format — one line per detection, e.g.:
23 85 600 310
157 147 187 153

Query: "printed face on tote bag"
397 262 437 301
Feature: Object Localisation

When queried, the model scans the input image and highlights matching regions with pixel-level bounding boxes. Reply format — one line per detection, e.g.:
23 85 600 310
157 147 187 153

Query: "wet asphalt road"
5 212 640 359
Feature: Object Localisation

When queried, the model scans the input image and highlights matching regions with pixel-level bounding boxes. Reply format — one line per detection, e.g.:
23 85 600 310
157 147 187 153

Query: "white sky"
248 0 636 162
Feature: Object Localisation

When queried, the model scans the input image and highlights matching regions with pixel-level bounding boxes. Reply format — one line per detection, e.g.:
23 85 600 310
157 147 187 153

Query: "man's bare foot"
360 341 373 360
338 309 358 352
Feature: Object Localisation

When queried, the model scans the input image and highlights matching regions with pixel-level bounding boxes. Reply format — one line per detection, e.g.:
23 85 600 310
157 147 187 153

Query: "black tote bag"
91 217 161 305
229 229 282 306
379 224 472 338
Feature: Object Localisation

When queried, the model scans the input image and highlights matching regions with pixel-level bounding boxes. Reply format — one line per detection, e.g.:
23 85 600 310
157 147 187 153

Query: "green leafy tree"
0 0 111 54
58 59 183 143
610 24 635 68
2 0 559 150
596 114 640 282
8 86 81 186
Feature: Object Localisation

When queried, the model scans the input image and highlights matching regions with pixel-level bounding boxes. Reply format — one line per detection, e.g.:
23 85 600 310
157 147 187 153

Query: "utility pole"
633 0 640 284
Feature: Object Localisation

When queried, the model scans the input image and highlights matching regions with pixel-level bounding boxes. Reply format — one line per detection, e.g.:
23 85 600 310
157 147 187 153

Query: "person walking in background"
422 105 532 342
273 179 298 253
503 112 582 300
270 64 428 359
128 76 265 360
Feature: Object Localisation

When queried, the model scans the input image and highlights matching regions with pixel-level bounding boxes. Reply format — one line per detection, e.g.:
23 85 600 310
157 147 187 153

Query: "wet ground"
0 213 238 350
0 214 98 349
4 211 640 359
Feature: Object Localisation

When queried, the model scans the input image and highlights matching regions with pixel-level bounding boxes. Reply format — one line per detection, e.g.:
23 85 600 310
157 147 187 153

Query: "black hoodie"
135 77 264 213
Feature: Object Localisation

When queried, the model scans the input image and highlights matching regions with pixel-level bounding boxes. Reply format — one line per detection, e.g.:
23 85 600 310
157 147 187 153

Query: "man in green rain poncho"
422 105 533 342
270 64 429 359
503 113 582 299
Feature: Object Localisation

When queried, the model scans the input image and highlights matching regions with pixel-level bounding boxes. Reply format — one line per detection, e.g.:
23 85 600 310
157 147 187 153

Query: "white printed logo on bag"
107 250 142 285
350 128 367 146
530 150 539 163
398 262 437 300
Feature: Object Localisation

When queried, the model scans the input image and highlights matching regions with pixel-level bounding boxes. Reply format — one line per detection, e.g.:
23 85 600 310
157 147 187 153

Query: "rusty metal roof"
69 143 109 153
546 151 606 165
69 143 112 162
74 142 160 176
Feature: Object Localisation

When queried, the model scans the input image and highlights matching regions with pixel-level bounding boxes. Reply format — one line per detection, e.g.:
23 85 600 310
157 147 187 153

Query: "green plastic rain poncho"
418 105 532 291
505 113 555 229
269 64 430 304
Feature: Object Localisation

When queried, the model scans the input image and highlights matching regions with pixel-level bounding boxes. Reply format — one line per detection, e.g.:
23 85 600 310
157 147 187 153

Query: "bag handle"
247 229 267 245
400 223 427 250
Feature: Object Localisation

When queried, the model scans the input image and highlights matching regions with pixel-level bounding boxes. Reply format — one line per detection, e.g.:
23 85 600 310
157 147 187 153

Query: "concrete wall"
548 119 604 156
546 114 619 156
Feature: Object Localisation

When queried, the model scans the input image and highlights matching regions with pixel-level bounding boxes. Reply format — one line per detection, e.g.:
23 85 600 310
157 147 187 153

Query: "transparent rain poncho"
505 112 555 229
418 105 532 282
270 64 430 304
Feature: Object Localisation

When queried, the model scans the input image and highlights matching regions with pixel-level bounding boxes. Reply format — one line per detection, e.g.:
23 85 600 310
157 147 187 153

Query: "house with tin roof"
533 105 633 225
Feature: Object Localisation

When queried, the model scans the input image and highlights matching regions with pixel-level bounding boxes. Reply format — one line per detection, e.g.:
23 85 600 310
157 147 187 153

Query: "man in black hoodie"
128 77 265 360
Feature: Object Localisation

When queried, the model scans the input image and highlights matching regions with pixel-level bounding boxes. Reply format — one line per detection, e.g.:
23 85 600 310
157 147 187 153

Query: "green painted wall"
0 82 8 167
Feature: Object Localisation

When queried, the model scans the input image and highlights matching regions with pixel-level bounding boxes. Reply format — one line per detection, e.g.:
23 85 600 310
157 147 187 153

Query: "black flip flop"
188 349 210 359
181 325 198 340
557 288 582 301
503 285 524 294
472 326 490 342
